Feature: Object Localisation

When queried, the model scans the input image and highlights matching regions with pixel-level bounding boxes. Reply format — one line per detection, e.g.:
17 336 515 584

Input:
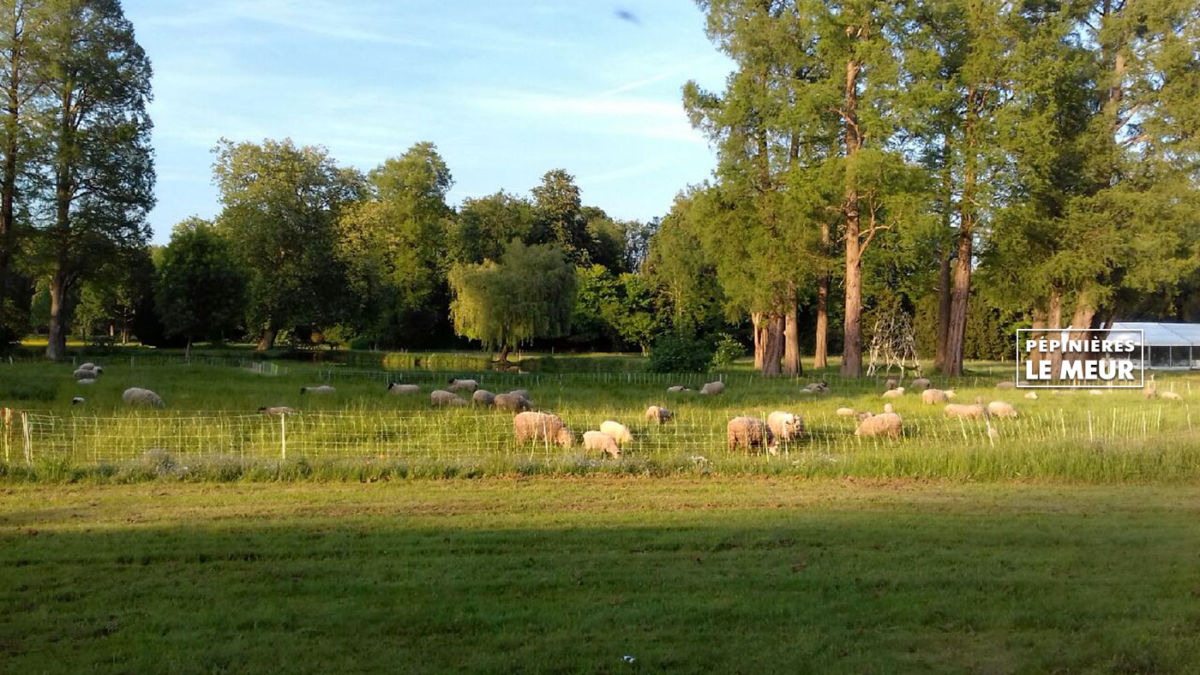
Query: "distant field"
2 478 1200 673
0 354 1196 481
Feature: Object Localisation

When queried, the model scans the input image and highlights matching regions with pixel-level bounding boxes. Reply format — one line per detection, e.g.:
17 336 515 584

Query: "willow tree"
447 240 576 363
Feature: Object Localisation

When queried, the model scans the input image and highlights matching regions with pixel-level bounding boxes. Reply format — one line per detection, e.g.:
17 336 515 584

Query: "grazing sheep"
803 381 829 394
583 430 622 459
700 381 725 396
77 378 95 385
71 396 85 405
921 388 955 404
79 362 95 370
447 378 478 392
1161 391 1184 401
855 411 874 421
73 367 96 380
1024 391 1039 400
881 386 905 399
944 398 985 419
855 404 902 438
387 382 420 395
995 381 1016 390
667 385 691 393
259 406 296 415
430 390 468 407
472 390 496 406
910 377 931 391
645 405 674 424
767 411 804 442
513 411 573 447
987 401 1019 419
92 365 103 374
122 387 164 407
599 420 634 446
506 389 530 400
493 392 532 412
836 407 857 417
726 416 775 454
885 376 899 390
300 385 336 395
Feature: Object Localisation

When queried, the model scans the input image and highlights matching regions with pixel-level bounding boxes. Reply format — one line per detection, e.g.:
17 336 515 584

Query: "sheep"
599 420 634 446
71 396 85 405
430 390 468 407
987 401 1018 419
855 411 874 421
667 385 691 393
513 411 573 447
73 367 96 380
921 388 955 404
77 378 95 385
583 430 621 459
1143 374 1158 399
1024 391 1039 400
836 407 857 417
995 381 1016 390
1161 391 1184 401
882 386 905 399
700 381 726 396
472 390 496 406
910 377 931 391
726 416 776 454
300 385 336 395
447 378 478 392
885 376 899 390
79 362 95 370
387 382 420 395
92 365 103 375
493 392 531 412
767 411 804 442
506 389 530 400
645 405 674 424
944 397 985 420
855 405 902 439
803 381 829 394
259 406 296 415
122 387 164 407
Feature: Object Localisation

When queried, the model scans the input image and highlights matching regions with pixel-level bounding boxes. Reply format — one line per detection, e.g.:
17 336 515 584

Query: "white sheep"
447 378 478 392
493 392 531 412
599 420 634 446
767 411 804 442
921 388 955 404
430 390 468 407
122 387 164 407
259 406 296 415
513 411 573 447
803 381 829 394
1024 392 1039 400
987 401 1018 419
387 382 420 395
944 398 985 419
835 407 857 417
300 385 336 395
855 404 902 438
667 385 691 393
506 389 531 400
882 386 905 399
1161 391 1184 401
645 405 674 424
79 362 95 370
73 367 96 380
71 396 85 405
726 417 775 454
910 377 931 391
472 390 496 406
77 378 96 385
583 430 621 459
700 381 725 396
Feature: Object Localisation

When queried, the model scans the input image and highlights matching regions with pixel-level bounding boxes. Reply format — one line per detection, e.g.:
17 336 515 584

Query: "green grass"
2 478 1200 673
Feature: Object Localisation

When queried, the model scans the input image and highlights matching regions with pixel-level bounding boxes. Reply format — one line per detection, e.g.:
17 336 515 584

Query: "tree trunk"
934 253 951 372
840 53 865 377
762 313 784 376
256 326 277 351
1048 287 1064 376
814 222 830 370
1029 307 1047 370
497 343 511 364
944 229 972 376
784 306 802 376
752 312 765 371
46 270 71 361
0 8 23 333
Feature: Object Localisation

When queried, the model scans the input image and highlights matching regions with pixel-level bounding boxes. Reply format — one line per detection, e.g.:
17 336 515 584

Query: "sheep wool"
835 407 857 417
910 377 931 391
506 389 530 400
430 390 468 407
583 430 621 459
73 367 96 380
447 378 478 393
387 383 420 395
645 405 673 424
726 416 775 454
513 412 573 447
122 387 164 407
767 411 804 442
881 387 905 399
1161 391 1183 401
472 390 496 406
1024 392 1039 400
666 385 690 393
987 401 1018 418
493 393 531 412
921 388 954 404
259 406 296 415
300 385 336 395
700 381 725 396
944 403 985 419
995 381 1017 390
599 420 634 446
855 409 902 438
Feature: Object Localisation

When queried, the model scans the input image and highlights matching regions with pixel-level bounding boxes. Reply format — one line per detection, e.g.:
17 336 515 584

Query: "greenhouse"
1108 322 1200 369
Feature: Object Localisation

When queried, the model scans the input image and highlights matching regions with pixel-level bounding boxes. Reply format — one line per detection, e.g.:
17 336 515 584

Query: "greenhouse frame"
1107 322 1200 370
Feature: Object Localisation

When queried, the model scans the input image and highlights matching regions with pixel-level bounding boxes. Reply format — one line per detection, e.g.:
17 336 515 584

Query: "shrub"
648 334 714 373
710 333 745 369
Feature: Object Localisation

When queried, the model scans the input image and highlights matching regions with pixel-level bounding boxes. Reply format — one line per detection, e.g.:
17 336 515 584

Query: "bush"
648 334 714 373
710 333 745 369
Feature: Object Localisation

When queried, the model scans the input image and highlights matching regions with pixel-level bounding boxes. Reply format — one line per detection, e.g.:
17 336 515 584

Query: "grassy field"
2 478 1199 673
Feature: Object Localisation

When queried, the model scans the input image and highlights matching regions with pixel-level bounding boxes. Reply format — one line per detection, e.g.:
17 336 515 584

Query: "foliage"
450 191 535 264
710 333 745 369
647 333 714 373
155 218 246 345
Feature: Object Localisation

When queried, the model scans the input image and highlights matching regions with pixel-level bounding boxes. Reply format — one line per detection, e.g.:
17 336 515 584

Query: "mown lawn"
2 478 1199 673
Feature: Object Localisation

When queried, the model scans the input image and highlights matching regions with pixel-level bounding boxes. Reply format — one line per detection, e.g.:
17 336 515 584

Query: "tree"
447 240 575 362
530 169 590 263
156 218 246 347
214 138 364 351
337 142 452 347
451 191 535 264
38 0 154 360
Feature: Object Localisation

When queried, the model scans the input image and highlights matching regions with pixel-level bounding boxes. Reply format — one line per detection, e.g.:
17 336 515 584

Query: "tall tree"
451 190 535 264
530 169 590 263
39 0 154 360
156 218 246 348
214 138 364 351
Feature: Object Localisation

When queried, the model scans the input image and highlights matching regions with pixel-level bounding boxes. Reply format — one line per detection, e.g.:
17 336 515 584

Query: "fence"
1 403 1193 468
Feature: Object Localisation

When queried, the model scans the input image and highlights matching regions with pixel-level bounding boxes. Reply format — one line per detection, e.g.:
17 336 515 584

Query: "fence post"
21 411 31 466
280 413 287 461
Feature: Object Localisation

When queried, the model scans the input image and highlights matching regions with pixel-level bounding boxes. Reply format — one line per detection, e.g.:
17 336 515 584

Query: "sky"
121 0 735 245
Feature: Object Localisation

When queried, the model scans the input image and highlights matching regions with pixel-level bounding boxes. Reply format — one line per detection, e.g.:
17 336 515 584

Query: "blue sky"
122 0 734 244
